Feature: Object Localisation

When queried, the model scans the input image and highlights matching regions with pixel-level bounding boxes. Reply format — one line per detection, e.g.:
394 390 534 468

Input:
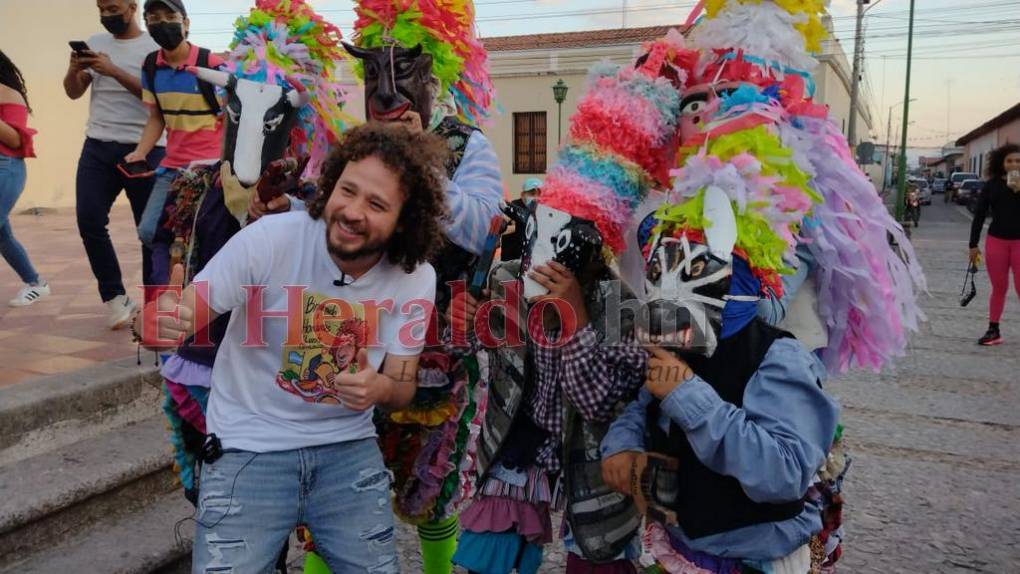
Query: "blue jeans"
192 438 399 574
75 138 165 302
138 168 177 248
0 155 38 284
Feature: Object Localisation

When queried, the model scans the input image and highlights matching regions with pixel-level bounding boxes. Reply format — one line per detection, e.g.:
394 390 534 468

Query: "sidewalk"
0 205 145 387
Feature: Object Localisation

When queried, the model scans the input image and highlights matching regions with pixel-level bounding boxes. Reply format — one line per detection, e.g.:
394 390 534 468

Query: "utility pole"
894 0 916 223
884 98 916 192
847 0 868 149
849 0 887 150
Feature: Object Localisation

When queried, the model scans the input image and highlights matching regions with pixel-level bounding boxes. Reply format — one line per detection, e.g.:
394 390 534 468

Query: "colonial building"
956 102 1020 177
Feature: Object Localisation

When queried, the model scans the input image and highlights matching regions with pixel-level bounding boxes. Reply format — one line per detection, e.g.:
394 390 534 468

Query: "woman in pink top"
0 50 49 306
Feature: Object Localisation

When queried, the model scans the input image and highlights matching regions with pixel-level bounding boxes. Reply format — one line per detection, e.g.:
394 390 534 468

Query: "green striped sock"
417 514 460 574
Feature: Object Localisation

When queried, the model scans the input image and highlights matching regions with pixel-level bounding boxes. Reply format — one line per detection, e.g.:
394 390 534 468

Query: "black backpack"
142 48 221 117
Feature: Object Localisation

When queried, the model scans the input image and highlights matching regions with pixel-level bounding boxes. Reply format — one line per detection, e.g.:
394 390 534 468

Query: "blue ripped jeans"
192 438 399 574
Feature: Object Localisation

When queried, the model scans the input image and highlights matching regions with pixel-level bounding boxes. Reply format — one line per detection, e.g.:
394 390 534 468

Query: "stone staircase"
0 357 193 573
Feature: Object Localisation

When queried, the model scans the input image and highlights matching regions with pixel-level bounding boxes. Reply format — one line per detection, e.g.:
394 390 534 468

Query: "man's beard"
325 223 387 262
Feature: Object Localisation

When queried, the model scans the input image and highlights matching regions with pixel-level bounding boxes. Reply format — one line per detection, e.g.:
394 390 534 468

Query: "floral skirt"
376 350 489 524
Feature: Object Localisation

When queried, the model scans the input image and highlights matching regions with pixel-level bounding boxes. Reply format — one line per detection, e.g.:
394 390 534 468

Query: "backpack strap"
142 51 162 116
195 48 222 116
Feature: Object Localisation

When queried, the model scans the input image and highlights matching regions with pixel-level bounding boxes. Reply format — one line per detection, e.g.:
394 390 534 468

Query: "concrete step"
0 357 161 466
0 491 194 574
0 416 179 564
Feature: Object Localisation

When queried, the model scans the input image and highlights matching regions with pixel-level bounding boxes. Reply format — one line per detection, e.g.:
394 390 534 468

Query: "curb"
0 357 159 455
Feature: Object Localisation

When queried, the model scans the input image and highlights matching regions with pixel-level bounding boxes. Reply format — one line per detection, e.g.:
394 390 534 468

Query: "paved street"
832 199 1020 573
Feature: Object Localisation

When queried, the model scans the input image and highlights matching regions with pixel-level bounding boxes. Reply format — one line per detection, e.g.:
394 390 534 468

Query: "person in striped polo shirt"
125 0 223 250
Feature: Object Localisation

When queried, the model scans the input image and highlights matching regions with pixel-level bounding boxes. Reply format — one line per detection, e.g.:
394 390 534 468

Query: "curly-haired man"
139 122 449 573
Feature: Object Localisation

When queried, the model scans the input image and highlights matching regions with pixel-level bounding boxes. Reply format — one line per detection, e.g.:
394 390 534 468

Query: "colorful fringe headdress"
226 0 356 179
671 0 926 373
539 31 689 257
690 0 828 71
657 123 820 296
352 0 494 127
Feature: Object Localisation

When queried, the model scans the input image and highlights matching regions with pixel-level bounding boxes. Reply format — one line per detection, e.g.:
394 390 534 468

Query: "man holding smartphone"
64 0 164 329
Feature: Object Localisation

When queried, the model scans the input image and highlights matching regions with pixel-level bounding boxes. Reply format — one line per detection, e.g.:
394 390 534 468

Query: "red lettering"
474 280 526 349
398 299 436 350
527 297 577 349
361 299 396 348
243 285 305 347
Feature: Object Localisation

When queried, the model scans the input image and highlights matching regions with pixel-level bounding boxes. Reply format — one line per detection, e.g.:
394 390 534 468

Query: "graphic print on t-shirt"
275 291 368 405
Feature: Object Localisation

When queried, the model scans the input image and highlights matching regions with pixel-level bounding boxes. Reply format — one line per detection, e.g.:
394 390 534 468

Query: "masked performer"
673 0 926 375
339 2 502 572
452 32 694 574
599 2 925 571
138 0 349 509
601 163 839 574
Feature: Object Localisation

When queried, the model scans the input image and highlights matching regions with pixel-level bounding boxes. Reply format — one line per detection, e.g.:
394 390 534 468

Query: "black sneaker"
978 328 1003 346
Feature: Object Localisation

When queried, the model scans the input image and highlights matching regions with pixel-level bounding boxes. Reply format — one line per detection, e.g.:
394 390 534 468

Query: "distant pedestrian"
969 143 1020 345
500 177 541 261
127 0 223 250
0 50 49 307
64 0 164 328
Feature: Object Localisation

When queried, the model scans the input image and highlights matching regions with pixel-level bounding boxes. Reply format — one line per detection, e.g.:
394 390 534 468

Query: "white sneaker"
8 282 50 307
106 294 138 330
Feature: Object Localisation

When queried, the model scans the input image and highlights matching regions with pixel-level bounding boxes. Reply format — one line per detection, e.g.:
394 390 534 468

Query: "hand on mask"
527 261 588 329
645 346 692 400
394 110 424 134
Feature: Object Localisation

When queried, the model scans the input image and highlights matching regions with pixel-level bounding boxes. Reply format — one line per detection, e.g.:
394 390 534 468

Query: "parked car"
949 172 979 197
956 179 984 207
932 178 947 193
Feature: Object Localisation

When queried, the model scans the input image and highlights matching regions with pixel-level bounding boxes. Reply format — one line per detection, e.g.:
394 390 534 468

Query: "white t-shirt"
195 211 437 452
85 32 165 145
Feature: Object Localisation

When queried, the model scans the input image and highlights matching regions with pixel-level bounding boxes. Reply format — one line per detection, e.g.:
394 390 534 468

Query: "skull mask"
520 204 602 300
191 67 310 186
343 43 435 125
640 187 740 357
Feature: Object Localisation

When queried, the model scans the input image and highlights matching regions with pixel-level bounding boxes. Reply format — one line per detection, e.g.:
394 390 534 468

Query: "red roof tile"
482 25 686 52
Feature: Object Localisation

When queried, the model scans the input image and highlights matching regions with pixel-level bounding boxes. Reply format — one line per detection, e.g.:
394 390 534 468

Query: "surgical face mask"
101 14 130 36
149 22 184 51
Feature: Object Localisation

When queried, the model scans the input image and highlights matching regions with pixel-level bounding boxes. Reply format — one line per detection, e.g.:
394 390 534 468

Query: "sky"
186 0 1020 150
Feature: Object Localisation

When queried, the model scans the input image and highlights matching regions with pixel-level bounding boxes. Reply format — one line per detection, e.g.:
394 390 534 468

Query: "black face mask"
101 14 131 36
149 22 184 51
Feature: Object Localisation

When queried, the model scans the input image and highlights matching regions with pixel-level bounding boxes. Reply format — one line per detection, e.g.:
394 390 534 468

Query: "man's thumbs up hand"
335 347 388 411
137 263 191 350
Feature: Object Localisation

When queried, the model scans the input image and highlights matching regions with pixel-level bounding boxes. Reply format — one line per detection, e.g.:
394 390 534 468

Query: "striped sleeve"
443 131 504 256
140 61 157 109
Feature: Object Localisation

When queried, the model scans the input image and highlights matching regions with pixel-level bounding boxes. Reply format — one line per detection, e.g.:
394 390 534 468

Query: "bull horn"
187 66 231 88
286 78 311 109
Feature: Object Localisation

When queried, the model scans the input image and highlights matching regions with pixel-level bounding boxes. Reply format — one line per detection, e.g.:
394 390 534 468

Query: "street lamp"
552 78 568 145
882 98 917 192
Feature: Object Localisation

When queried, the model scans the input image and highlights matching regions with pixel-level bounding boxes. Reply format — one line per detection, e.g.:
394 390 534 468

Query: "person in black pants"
969 143 1020 346
63 0 164 329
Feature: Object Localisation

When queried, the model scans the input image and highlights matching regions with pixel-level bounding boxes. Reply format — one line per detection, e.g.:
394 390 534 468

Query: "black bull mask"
343 42 435 125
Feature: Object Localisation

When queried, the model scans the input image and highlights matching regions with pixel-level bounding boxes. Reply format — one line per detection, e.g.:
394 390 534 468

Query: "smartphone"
117 160 155 179
68 41 91 56
1007 170 1020 190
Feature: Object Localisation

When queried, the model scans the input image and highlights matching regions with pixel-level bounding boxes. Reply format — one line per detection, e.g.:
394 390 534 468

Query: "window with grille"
513 112 547 174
